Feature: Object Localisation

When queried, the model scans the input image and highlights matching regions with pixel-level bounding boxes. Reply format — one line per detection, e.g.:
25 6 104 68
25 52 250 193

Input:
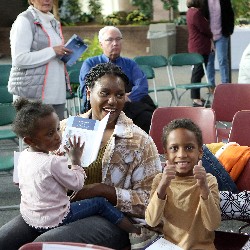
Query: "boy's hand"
157 160 175 200
193 160 210 199
64 135 84 166
162 160 176 184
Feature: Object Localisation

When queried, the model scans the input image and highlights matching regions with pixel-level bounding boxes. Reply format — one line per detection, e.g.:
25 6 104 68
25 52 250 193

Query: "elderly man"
79 26 156 133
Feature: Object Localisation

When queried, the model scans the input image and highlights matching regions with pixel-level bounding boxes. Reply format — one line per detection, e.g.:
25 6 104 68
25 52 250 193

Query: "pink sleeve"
50 156 86 191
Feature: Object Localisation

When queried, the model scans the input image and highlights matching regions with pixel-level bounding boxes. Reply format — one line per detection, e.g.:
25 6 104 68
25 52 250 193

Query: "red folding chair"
212 83 250 142
149 106 217 155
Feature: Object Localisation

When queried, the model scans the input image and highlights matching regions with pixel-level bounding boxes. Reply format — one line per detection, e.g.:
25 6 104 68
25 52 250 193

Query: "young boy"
145 118 221 250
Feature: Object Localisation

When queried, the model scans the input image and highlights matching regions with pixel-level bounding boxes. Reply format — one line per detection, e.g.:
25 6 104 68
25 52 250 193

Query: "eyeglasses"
104 37 123 43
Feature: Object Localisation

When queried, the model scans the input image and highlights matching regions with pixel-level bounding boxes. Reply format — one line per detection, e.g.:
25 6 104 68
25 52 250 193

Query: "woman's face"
31 0 53 13
88 74 126 128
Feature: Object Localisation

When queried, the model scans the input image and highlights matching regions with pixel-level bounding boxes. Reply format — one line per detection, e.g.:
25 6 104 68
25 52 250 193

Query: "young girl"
12 98 152 246
145 118 221 250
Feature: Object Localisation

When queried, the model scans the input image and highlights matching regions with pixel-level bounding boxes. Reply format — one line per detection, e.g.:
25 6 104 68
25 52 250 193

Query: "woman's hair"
186 0 202 8
12 98 55 138
98 26 122 42
162 118 203 150
84 63 130 90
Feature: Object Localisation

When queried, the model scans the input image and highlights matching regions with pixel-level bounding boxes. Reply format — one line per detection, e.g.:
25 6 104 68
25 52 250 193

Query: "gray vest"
8 9 62 99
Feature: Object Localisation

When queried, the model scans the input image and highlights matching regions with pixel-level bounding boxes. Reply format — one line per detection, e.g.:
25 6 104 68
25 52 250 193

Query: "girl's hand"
193 160 210 199
64 135 84 166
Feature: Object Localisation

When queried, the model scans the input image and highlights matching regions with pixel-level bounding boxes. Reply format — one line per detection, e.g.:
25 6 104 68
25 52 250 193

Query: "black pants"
123 95 156 134
190 54 209 99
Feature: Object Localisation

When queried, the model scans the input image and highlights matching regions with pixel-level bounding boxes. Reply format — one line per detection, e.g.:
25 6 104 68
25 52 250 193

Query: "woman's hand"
53 45 72 57
64 135 84 166
70 183 117 205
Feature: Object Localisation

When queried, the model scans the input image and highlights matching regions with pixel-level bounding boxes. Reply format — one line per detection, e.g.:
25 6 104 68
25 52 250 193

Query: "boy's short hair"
162 118 203 151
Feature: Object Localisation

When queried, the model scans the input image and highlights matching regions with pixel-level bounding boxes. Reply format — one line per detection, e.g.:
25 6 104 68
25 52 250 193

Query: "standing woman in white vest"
8 0 72 120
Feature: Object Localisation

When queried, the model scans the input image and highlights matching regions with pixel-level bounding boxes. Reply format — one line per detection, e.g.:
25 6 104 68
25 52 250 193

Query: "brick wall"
0 25 188 58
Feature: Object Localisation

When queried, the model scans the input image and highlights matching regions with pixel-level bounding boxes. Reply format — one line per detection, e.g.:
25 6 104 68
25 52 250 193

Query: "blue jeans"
207 36 230 87
36 197 124 233
202 145 239 193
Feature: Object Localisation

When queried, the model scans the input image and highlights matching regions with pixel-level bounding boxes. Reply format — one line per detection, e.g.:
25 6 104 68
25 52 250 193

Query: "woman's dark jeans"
202 145 239 193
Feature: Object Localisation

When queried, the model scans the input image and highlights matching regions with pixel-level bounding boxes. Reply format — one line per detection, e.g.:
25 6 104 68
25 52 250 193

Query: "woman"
8 0 72 120
186 0 213 107
0 63 162 250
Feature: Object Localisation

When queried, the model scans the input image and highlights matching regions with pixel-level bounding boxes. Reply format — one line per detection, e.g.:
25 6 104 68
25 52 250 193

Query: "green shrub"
59 0 83 25
232 0 250 21
79 34 102 61
174 16 187 25
126 10 149 25
131 0 153 20
103 11 128 25
88 0 103 23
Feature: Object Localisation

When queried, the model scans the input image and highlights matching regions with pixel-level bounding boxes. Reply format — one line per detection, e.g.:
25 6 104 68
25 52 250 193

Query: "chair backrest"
134 55 176 106
0 86 13 103
149 106 217 154
68 69 80 85
168 53 204 66
228 110 250 146
137 64 155 79
66 60 83 72
0 103 16 126
19 242 114 250
134 55 168 68
0 64 11 86
212 84 250 122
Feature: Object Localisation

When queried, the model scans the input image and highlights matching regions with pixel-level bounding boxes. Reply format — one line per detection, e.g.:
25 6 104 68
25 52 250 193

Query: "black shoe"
193 100 211 108
201 98 211 105
192 102 203 107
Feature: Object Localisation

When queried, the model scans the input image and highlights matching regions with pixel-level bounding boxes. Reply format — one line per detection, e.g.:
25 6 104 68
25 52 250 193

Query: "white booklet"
145 237 183 250
60 113 110 168
13 151 20 184
60 34 88 67
43 243 91 250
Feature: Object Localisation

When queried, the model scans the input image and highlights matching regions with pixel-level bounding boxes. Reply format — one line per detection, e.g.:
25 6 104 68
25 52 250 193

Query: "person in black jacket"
202 0 234 92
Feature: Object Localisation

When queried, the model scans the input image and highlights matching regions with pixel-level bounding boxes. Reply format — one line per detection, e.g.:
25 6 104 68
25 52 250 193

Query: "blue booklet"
60 34 88 67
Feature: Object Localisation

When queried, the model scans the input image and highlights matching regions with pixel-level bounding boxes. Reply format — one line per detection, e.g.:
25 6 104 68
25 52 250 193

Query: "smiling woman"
0 63 162 250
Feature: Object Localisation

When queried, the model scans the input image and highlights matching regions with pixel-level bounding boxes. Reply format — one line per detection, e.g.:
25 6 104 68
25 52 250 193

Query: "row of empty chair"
211 83 250 143
0 64 21 211
134 53 213 107
0 64 18 173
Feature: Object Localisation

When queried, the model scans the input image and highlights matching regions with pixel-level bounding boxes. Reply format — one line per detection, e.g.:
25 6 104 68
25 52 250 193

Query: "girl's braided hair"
84 63 130 90
12 98 55 138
